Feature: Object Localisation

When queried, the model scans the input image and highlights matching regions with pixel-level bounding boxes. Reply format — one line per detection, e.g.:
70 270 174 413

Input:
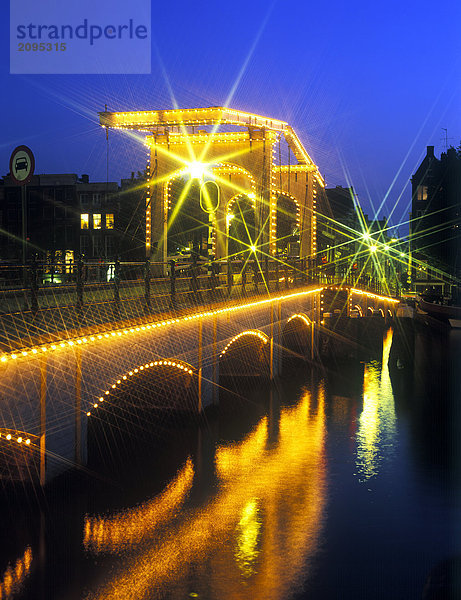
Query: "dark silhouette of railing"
0 257 399 353
0 257 398 315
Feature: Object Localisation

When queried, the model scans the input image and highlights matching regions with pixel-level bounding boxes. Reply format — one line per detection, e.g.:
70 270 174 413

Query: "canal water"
1 326 460 599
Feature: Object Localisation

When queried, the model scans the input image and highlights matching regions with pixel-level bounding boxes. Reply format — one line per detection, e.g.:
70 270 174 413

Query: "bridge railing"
0 258 398 316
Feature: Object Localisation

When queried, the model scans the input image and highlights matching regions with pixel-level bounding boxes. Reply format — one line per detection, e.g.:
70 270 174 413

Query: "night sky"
1 0 460 236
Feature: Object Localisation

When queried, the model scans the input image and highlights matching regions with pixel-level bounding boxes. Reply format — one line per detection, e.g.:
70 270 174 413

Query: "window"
79 193 89 205
55 205 65 219
65 226 74 244
416 185 428 202
80 235 90 255
105 213 114 229
105 235 114 258
80 214 89 229
416 266 427 280
93 235 103 257
93 193 101 206
93 213 102 229
7 209 17 223
65 250 74 270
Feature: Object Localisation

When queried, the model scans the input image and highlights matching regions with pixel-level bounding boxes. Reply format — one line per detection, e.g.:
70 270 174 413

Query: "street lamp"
187 161 207 180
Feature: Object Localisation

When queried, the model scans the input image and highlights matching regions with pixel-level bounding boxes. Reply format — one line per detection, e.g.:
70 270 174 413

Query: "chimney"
80 174 89 183
427 146 434 158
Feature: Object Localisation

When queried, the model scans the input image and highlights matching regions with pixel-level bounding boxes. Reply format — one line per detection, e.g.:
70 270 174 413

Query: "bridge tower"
99 107 325 264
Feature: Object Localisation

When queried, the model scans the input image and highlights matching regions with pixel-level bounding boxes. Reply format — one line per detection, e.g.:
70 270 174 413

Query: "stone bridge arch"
281 313 313 361
86 358 197 419
349 289 396 320
86 358 197 467
352 304 363 317
219 330 270 378
0 282 400 484
0 428 39 482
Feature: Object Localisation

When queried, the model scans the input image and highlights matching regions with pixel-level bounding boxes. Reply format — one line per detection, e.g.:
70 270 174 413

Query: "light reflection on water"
84 390 327 600
356 327 397 481
1 326 458 599
0 546 32 600
235 498 262 578
83 457 195 554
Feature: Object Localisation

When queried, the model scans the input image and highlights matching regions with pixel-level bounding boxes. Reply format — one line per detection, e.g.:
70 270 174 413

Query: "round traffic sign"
9 145 35 186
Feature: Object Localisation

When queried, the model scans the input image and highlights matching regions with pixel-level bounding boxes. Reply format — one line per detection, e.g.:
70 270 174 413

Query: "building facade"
0 173 140 265
317 186 359 275
410 145 461 297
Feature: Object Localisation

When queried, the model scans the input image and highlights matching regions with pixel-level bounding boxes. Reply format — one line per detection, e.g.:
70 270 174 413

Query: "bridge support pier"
270 303 274 380
75 348 82 465
212 316 218 405
198 319 203 413
40 356 47 487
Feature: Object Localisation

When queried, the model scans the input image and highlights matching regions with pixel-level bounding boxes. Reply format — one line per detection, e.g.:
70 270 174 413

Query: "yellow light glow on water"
357 362 380 479
86 391 327 600
356 328 396 481
0 546 32 599
234 499 261 578
215 418 268 481
84 458 194 553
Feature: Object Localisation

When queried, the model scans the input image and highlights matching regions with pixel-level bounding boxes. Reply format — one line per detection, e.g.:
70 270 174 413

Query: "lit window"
93 213 102 229
105 213 114 229
80 214 89 229
416 185 428 202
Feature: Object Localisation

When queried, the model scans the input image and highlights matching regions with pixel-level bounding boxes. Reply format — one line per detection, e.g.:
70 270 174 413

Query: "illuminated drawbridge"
99 106 325 263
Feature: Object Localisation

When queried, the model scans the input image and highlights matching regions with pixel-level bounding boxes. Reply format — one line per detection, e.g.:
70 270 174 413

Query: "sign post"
9 146 35 269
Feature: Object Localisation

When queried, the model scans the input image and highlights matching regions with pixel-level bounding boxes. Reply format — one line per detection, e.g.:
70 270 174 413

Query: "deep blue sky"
2 0 460 236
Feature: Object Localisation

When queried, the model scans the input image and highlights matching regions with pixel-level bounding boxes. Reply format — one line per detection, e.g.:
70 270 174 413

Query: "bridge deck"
0 261 398 354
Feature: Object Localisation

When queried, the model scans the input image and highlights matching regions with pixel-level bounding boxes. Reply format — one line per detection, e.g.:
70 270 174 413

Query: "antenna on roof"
441 128 454 151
